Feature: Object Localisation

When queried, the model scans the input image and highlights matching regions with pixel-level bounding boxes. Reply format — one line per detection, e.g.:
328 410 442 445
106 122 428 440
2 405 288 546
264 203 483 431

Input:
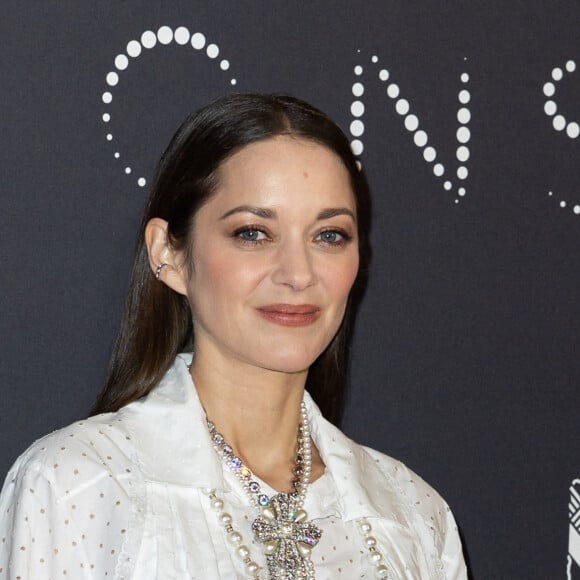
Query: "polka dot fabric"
0 417 139 579
0 356 467 579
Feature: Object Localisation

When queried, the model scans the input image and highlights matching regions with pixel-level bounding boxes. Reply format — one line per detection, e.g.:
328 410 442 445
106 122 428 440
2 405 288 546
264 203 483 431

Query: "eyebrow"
220 205 275 220
316 207 356 221
220 205 356 221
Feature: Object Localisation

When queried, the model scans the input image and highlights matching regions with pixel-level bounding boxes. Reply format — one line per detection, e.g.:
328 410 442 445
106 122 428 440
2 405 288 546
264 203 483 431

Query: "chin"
262 360 313 375
256 350 321 375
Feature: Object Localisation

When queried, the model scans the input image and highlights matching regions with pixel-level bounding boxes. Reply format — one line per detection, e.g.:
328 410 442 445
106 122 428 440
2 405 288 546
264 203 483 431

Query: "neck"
190 346 308 491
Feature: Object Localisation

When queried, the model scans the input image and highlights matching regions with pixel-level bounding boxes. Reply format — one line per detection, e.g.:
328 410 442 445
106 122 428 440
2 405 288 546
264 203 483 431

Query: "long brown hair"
92 93 370 424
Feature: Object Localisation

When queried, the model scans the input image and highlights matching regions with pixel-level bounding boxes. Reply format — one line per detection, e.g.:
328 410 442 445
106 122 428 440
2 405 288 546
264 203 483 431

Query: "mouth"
257 304 321 327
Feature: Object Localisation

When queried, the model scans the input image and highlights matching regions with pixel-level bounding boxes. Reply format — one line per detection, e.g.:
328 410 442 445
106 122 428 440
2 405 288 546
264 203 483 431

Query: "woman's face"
182 135 359 374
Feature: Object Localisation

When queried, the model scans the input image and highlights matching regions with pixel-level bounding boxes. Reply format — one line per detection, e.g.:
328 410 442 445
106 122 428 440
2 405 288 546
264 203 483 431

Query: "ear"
144 218 189 296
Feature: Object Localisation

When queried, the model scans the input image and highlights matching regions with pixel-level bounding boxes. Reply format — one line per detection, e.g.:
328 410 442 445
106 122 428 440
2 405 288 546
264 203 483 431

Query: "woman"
0 94 467 579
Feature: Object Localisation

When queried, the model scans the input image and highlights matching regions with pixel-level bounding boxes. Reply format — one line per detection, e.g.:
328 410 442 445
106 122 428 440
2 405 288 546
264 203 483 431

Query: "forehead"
211 136 356 210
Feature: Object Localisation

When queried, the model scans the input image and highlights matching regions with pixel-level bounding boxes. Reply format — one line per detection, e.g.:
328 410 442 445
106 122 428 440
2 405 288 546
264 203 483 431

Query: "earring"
155 263 168 280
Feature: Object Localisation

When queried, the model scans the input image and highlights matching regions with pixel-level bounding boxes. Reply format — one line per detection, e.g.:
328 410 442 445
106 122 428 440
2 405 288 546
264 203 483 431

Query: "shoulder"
311 405 449 517
357 445 467 578
310 399 454 527
0 415 143 578
314 417 467 578
361 445 453 527
2 411 139 501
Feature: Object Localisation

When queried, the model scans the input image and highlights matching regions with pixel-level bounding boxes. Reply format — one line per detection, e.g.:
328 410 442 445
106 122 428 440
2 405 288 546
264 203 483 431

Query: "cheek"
347 254 360 288
323 253 360 305
189 250 267 308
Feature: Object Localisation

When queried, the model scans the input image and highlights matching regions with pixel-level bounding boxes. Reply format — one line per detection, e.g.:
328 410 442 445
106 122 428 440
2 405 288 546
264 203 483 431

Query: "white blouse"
0 354 467 579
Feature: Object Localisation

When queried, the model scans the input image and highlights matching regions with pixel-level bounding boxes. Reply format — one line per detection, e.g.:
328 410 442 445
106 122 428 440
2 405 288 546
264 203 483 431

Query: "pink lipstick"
257 304 321 327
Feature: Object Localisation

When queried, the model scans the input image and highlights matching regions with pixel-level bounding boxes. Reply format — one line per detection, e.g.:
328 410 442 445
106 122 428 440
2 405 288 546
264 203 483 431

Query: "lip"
257 304 321 327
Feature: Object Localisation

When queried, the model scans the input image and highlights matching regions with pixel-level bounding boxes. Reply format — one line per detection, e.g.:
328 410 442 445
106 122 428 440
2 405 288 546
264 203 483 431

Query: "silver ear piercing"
155 263 168 280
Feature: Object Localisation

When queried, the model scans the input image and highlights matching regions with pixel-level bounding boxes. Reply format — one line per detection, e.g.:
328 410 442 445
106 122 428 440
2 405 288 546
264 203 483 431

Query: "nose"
271 240 318 291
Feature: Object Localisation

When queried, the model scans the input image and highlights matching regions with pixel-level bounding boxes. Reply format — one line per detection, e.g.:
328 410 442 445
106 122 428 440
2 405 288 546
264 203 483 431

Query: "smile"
257 304 321 327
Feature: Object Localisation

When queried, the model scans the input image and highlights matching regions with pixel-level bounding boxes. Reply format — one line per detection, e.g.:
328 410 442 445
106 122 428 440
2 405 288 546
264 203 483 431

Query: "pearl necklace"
204 403 391 579
207 402 320 579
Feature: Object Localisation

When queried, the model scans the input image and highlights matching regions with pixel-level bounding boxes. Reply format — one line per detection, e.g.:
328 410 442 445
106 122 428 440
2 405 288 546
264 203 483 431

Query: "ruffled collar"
120 353 406 523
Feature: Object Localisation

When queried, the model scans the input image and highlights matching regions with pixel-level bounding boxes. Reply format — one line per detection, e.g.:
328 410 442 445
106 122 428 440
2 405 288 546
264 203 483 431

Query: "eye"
315 229 352 246
233 226 270 244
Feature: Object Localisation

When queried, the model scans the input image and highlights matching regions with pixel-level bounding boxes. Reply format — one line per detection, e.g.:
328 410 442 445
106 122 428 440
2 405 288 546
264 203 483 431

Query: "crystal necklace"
204 403 391 579
207 401 321 579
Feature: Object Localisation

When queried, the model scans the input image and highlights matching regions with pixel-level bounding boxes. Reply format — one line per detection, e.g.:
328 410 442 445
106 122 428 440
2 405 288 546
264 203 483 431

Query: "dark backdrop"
1 2 579 578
